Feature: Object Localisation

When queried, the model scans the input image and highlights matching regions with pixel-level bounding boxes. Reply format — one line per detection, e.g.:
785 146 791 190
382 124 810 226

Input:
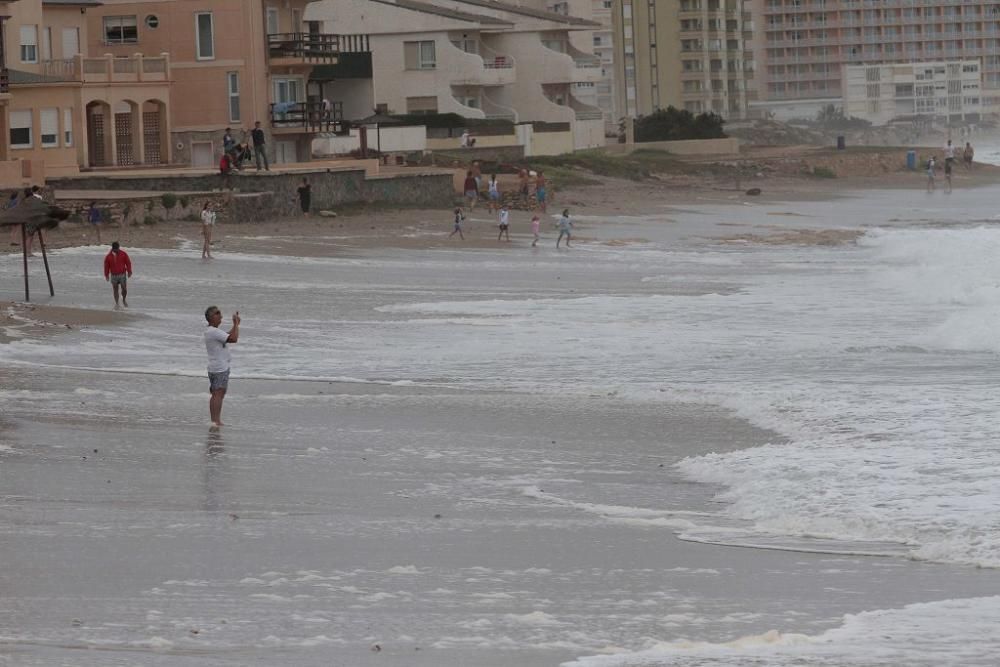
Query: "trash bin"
836 135 846 150
906 150 917 170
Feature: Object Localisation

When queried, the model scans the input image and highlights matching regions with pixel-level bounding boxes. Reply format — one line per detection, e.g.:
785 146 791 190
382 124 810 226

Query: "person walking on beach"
471 160 483 192
531 214 540 247
297 177 312 216
556 209 573 248
201 202 217 259
88 202 103 243
498 204 510 242
944 140 956 169
450 207 465 240
251 121 270 172
964 142 974 170
926 156 936 192
535 171 548 214
103 241 132 309
23 186 43 257
463 171 479 210
944 157 953 194
204 306 240 427
487 174 500 213
519 169 530 205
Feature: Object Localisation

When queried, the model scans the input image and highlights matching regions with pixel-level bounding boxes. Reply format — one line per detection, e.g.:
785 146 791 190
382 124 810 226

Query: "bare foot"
122 300 129 308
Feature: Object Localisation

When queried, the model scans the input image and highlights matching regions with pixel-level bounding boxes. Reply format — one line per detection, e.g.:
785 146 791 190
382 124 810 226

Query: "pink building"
749 0 1000 120
86 0 366 166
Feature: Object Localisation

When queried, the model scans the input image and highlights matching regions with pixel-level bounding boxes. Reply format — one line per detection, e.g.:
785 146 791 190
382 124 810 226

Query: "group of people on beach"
451 205 574 248
462 162 548 214
926 140 975 193
220 122 270 175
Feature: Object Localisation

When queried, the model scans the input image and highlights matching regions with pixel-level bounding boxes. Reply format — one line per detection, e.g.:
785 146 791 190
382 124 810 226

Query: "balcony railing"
270 100 344 132
0 68 7 93
32 54 169 83
268 33 339 62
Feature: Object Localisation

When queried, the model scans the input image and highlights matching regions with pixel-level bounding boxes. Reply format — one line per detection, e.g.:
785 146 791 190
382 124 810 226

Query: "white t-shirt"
460 132 470 147
499 209 509 225
205 326 231 373
201 209 216 226
944 144 955 159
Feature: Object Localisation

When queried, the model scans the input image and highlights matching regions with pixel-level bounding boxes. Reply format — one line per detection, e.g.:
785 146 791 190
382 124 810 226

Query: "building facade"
749 0 1000 122
843 60 983 125
612 0 754 121
1 0 172 181
305 0 607 150
86 0 361 167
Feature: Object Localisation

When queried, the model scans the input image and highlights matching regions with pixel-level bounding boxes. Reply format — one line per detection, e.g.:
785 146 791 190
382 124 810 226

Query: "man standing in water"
204 306 240 427
103 241 133 309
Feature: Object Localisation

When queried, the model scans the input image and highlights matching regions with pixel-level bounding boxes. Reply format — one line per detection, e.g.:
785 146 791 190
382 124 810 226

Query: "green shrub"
624 106 727 143
811 166 837 178
178 195 189 209
142 214 160 225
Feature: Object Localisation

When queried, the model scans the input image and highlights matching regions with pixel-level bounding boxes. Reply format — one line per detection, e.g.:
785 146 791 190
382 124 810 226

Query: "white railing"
482 90 518 122
479 40 515 70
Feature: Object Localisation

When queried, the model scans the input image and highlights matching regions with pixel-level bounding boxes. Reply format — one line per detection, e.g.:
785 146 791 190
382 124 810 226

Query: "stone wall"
47 168 454 223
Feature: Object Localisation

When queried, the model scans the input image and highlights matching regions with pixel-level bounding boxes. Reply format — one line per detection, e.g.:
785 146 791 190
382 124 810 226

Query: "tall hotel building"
749 0 1000 120
612 0 755 119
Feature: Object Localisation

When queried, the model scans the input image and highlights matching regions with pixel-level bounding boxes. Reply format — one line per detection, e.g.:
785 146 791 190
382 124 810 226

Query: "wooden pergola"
0 197 69 302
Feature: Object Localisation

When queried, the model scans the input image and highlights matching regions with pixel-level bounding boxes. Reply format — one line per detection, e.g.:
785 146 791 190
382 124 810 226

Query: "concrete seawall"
47 167 455 223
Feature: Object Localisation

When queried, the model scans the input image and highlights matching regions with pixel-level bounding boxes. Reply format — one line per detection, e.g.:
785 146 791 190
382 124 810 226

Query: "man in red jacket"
103 241 133 309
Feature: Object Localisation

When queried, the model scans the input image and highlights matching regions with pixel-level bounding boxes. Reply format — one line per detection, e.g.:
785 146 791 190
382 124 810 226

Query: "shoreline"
4 166 995 260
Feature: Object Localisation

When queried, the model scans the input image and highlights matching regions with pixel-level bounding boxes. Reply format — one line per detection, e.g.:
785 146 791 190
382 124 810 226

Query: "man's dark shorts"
209 369 230 392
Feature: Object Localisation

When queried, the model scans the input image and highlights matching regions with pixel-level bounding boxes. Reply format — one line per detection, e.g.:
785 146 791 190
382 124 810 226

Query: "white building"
304 0 607 150
843 60 984 126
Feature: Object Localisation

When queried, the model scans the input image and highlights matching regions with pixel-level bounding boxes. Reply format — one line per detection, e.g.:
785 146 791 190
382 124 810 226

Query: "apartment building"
590 0 618 133
0 0 172 180
749 0 1000 122
844 60 983 125
304 0 607 151
86 0 365 166
612 0 754 121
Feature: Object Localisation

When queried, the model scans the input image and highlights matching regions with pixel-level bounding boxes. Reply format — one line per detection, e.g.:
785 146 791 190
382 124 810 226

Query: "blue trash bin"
906 150 917 170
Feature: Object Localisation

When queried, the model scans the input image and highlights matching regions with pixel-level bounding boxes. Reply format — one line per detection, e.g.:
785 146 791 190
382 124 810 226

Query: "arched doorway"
142 99 167 165
86 100 112 167
113 99 140 166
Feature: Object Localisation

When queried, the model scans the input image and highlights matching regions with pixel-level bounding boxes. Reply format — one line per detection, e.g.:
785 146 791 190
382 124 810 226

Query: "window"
41 27 52 61
146 15 160 29
40 109 58 148
228 72 241 122
103 16 138 44
403 40 436 69
62 28 80 57
20 25 38 63
196 13 215 60
63 108 73 146
266 7 280 34
405 96 438 114
10 110 32 148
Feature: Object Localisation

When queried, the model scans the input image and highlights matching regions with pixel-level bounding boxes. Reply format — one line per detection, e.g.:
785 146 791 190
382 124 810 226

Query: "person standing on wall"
252 121 270 172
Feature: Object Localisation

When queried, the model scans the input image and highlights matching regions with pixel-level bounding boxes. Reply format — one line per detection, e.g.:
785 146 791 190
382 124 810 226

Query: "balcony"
268 33 339 66
33 54 169 84
270 100 344 134
446 40 516 87
482 90 518 122
540 39 603 84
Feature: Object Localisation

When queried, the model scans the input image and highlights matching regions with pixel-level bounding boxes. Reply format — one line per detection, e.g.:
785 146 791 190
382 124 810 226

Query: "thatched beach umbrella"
0 196 70 301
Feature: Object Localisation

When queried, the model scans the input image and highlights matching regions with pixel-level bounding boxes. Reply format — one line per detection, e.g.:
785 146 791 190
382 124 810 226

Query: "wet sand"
4 180 1000 665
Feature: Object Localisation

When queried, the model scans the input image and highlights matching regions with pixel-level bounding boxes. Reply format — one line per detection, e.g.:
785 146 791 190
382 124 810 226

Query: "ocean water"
2 191 1000 665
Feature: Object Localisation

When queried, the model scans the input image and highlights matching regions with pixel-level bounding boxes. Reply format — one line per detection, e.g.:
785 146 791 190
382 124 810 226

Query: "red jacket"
104 249 132 278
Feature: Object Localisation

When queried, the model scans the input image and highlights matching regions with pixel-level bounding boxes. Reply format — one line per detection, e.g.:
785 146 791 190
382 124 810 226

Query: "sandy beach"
3 171 1000 665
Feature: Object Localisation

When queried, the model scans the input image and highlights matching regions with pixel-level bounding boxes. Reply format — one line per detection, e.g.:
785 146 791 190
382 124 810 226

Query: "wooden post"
38 229 54 296
20 223 28 302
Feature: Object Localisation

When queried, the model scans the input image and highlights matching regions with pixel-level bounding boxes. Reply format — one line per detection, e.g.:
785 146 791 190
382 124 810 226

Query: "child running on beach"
201 202 217 258
556 209 573 249
498 204 510 242
531 215 540 247
487 174 500 213
450 207 465 240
